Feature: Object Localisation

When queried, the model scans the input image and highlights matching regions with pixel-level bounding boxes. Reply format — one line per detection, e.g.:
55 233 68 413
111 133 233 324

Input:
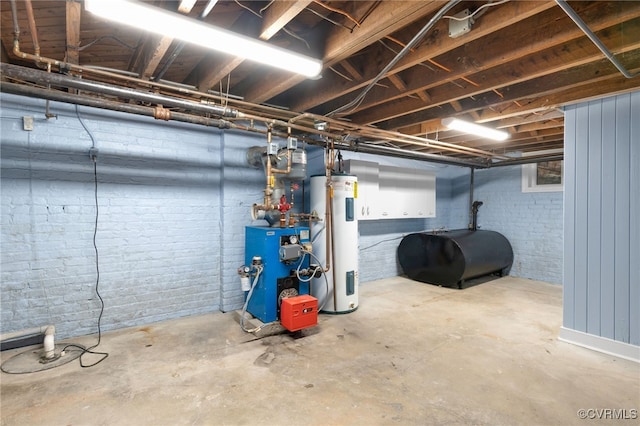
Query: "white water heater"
310 174 359 313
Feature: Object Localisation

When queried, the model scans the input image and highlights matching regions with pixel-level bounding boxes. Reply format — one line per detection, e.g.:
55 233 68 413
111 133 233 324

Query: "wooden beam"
477 74 640 122
260 0 312 40
195 1 311 91
340 59 362 81
383 53 640 130
129 0 196 79
290 0 557 112
352 19 640 126
416 91 431 103
387 74 407 91
65 0 81 65
241 1 444 104
320 1 640 118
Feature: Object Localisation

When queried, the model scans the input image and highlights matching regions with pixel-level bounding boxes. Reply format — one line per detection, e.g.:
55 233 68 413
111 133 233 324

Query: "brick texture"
1 94 563 340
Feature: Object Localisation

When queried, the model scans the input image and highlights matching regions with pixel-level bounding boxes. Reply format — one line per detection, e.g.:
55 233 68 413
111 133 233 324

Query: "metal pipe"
270 150 292 175
471 201 483 231
10 0 20 37
1 63 239 118
350 143 488 168
468 168 475 229
555 0 639 79
264 127 275 207
6 3 253 114
23 0 40 58
489 153 564 167
3 79 492 169
5 0 507 163
1 81 233 129
0 325 49 342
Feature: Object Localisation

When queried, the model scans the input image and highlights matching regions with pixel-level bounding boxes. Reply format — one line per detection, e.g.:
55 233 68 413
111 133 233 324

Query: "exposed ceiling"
2 0 639 167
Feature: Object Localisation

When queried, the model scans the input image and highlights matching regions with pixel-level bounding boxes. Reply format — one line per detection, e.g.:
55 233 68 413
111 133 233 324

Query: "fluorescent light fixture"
84 0 322 78
441 117 509 141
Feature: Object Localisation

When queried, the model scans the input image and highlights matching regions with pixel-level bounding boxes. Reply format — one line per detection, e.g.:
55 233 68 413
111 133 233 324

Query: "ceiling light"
84 0 322 78
441 117 509 141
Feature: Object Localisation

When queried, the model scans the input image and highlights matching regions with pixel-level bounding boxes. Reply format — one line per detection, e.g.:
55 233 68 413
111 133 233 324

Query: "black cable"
65 105 108 367
359 235 405 251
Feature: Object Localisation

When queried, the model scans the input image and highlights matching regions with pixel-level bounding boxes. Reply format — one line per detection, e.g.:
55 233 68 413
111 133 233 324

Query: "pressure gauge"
289 235 299 244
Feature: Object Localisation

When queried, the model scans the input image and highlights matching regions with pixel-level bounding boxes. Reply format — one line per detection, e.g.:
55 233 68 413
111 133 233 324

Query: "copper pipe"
23 0 40 58
270 150 292 175
312 0 361 28
264 127 274 206
6 0 508 164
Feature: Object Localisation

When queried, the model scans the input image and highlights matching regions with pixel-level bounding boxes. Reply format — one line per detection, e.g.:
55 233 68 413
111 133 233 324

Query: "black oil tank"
397 229 513 288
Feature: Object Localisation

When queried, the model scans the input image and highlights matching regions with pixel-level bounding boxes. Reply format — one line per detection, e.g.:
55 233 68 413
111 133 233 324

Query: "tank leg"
457 280 464 289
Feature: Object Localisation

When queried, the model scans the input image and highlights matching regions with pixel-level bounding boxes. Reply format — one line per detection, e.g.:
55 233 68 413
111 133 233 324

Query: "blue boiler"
244 226 311 323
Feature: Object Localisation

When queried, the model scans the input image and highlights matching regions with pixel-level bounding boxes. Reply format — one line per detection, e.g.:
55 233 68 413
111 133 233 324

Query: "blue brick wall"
449 166 564 284
1 93 564 339
307 152 563 285
0 94 269 339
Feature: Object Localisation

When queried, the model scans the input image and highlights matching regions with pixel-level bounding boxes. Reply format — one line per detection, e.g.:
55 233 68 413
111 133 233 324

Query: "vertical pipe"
24 0 40 58
468 168 475 230
264 126 274 207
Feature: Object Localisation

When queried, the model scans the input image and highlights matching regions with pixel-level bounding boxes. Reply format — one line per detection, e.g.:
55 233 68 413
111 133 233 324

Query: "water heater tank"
310 174 358 313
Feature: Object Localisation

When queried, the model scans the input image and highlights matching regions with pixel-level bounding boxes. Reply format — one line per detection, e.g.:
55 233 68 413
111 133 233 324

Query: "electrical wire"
328 0 462 116
295 251 322 283
63 105 109 368
259 0 275 14
305 6 353 31
312 0 361 28
359 235 405 251
233 0 261 18
360 227 450 251
443 0 509 21
299 249 330 311
79 35 137 51
234 0 310 50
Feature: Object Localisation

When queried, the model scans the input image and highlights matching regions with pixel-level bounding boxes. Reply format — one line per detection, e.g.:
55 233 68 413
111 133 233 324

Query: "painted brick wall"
1 92 565 340
449 165 564 284
2 94 238 339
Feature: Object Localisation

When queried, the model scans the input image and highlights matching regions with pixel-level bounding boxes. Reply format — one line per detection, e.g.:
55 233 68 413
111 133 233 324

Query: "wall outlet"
23 116 34 131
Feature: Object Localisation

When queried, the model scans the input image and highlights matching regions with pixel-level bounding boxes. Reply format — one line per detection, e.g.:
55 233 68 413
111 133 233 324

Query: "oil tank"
397 229 513 288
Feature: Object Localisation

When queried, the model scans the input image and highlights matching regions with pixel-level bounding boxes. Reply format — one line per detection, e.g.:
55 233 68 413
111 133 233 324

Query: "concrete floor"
1 276 638 426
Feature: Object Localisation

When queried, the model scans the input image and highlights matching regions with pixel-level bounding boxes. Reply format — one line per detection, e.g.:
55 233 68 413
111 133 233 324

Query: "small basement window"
522 150 563 193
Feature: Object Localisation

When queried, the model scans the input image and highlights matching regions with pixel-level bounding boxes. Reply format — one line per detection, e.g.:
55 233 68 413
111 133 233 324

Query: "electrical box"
280 295 318 332
448 9 474 38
